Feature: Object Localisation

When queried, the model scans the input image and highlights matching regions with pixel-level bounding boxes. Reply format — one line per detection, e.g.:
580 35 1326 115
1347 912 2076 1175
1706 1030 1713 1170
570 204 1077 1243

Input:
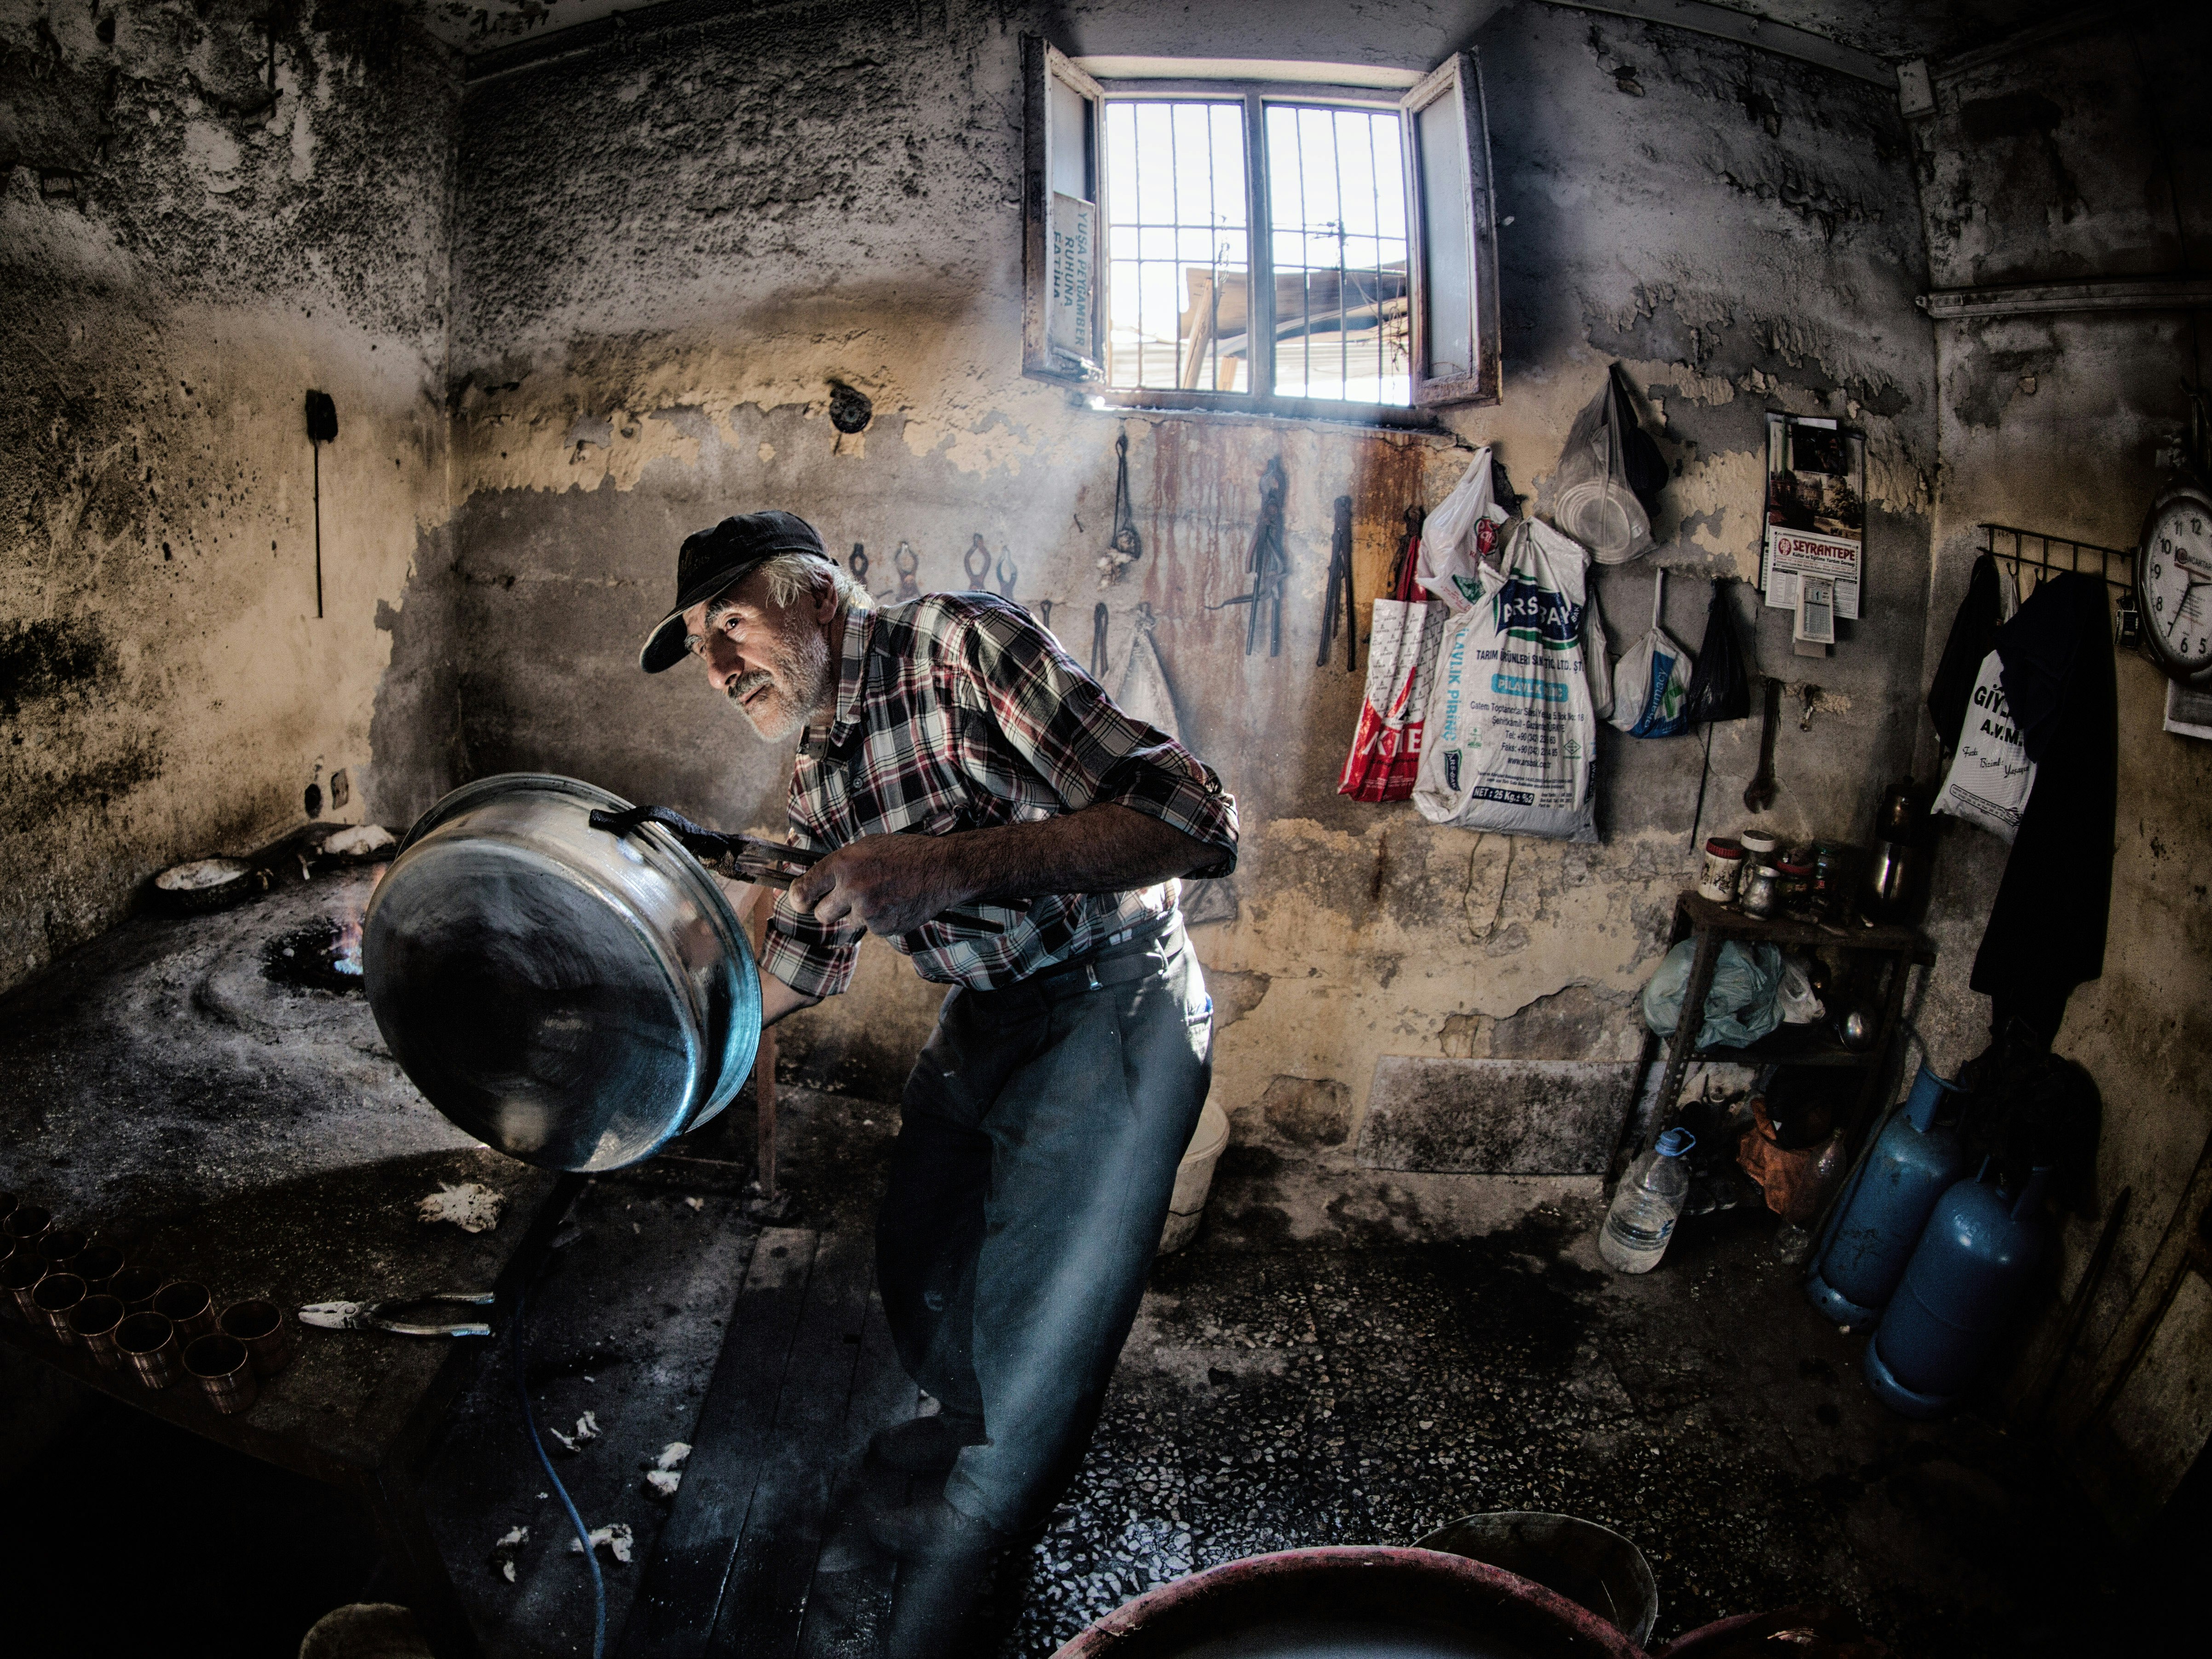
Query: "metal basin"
1050 1546 1642 1659
363 774 760 1172
1415 1513 1658 1649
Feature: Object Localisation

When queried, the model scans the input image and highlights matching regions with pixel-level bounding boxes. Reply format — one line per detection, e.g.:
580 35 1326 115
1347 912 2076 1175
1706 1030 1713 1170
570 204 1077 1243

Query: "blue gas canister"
1806 1063 1965 1326
1863 1160 2054 1418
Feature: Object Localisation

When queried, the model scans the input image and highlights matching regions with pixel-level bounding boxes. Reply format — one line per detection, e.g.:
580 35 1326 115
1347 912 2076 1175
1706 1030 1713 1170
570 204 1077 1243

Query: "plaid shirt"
760 593 1238 997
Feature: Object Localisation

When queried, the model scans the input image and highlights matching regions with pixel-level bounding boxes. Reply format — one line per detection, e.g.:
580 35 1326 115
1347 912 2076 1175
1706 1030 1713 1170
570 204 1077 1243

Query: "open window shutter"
1400 52 1502 407
1023 38 1106 383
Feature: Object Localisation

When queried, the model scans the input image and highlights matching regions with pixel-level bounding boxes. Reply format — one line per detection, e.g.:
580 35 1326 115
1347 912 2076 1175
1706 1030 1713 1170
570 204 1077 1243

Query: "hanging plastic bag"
1681 578 1751 725
1930 647 2037 842
1641 938 1786 1050
1415 445 1509 611
1338 596 1449 802
1550 367 1657 565
1776 954 1825 1025
1609 569 1696 737
1412 518 1601 842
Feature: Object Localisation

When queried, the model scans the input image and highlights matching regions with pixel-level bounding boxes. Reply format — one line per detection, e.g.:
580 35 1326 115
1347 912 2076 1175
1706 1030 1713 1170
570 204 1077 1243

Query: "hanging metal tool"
1098 427 1144 587
1388 505 1425 604
1319 494 1356 671
1090 603 1111 678
1041 599 1054 631
893 540 921 601
1210 457 1289 657
305 390 338 619
997 543 1019 600
965 533 991 590
849 541 870 590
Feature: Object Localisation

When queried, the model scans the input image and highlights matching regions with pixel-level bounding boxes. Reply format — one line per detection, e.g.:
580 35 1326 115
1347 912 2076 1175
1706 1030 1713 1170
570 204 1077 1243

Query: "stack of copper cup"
0 1199 291 1416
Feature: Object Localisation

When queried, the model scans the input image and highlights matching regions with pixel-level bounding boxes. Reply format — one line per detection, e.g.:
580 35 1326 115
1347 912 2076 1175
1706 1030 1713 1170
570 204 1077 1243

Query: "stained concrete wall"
0 0 459 994
407 0 1938 1238
1905 11 2212 1526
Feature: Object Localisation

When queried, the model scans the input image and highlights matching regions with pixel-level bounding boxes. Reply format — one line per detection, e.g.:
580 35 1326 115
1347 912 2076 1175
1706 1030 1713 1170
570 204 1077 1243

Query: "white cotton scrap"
547 1426 578 1453
574 1411 600 1443
655 1441 692 1471
497 1527 529 1547
324 824 397 857
418 1181 503 1233
685 1196 704 1211
493 1525 529 1583
502 1561 517 1584
645 1469 682 1499
568 1522 634 1564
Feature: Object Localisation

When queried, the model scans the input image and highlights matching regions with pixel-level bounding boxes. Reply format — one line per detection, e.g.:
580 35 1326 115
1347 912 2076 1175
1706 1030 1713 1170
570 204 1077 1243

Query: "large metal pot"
362 774 761 1173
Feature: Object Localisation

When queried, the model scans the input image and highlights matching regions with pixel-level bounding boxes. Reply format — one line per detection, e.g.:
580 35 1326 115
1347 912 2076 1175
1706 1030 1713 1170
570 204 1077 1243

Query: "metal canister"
1739 863 1780 918
1697 837 1745 904
1810 841 1856 919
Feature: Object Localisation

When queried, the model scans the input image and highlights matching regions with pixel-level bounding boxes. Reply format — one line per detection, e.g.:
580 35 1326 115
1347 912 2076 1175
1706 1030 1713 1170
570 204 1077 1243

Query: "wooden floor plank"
714 1229 879 1659
795 1278 922 1659
616 1227 818 1659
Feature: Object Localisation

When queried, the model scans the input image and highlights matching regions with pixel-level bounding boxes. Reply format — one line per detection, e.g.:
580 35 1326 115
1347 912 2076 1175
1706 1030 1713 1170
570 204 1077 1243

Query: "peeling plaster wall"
0 0 458 994
405 0 1936 1238
1907 13 2212 1522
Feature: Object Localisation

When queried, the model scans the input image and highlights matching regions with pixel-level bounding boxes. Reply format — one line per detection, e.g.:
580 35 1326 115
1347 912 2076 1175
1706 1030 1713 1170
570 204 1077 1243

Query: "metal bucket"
1414 1512 1658 1649
1049 1545 1641 1658
363 774 761 1173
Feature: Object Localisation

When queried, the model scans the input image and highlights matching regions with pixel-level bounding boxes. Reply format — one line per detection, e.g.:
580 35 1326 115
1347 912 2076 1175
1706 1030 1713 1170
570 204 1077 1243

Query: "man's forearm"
950 803 1217 907
758 970 821 1029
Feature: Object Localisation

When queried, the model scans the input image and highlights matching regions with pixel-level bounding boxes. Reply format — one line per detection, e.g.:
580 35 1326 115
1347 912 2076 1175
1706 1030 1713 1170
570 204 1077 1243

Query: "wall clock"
2138 485 2212 687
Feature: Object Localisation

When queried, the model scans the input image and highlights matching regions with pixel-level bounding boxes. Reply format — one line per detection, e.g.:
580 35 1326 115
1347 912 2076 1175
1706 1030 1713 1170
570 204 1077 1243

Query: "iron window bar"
1978 521 2143 650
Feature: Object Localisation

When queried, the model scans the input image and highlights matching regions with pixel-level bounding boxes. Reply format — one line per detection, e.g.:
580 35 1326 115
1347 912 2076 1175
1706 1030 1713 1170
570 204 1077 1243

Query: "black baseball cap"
639 511 826 673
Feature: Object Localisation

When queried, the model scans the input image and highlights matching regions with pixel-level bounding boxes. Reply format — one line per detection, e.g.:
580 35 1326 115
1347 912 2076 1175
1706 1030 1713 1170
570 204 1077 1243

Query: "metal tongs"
588 804 1003 933
298 1291 496 1337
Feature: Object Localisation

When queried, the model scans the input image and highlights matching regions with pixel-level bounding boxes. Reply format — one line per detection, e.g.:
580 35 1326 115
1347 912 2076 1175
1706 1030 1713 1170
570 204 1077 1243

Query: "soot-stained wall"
1904 12 2212 1527
0 0 458 993
404 0 1940 1237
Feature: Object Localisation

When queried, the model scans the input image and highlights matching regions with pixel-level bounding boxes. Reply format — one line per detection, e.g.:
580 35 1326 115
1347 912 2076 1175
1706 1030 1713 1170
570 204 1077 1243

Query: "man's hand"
789 806 1220 939
793 834 976 938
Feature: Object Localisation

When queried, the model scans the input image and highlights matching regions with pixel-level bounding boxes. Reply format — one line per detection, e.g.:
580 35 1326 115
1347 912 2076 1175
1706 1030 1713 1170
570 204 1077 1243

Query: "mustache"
726 669 776 705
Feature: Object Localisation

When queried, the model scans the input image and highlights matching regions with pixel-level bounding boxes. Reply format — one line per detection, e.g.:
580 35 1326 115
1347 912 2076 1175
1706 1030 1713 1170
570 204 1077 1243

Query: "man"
638 511 1237 1575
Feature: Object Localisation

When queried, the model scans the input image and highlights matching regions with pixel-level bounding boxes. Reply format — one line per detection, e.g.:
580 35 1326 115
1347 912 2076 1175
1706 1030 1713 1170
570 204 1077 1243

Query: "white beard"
728 620 832 742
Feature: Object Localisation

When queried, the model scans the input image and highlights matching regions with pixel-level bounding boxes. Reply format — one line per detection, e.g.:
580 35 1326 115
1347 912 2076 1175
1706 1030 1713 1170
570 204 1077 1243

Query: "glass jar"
1810 841 1856 918
1778 853 1816 919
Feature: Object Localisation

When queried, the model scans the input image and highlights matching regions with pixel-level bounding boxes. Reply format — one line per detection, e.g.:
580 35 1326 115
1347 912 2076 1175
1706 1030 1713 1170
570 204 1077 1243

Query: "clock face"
2141 489 2212 680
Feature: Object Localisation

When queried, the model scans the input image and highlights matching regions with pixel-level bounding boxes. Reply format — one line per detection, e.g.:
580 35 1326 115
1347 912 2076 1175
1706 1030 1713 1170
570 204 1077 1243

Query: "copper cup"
219 1299 294 1377
116 1312 182 1389
154 1281 218 1344
71 1243 126 1292
108 1265 162 1313
1 1204 50 1245
1 1252 46 1320
35 1227 87 1276
31 1272 87 1344
184 1332 258 1414
70 1294 128 1369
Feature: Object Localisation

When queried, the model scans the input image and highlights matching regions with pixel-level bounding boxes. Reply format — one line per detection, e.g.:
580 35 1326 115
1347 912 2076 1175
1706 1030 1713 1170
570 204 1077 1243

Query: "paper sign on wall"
1048 191 1097 367
1759 414 1864 621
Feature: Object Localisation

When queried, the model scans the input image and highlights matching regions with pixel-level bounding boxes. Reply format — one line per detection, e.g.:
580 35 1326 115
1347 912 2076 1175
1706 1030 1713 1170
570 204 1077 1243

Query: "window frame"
1020 41 1502 425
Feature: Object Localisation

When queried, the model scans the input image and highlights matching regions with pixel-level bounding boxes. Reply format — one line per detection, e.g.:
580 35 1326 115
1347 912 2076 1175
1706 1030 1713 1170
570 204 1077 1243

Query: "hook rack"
1978 522 2143 650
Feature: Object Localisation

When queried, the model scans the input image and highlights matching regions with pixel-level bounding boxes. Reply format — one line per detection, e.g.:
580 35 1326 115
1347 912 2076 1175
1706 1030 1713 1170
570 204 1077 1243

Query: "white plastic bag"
1416 445 1510 611
1608 569 1696 737
1776 954 1826 1025
1931 647 2036 842
1412 518 1601 842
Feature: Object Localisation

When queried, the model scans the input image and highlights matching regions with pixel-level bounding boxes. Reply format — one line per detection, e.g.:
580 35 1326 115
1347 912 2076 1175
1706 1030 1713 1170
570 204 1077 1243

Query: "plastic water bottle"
1600 1128 1696 1273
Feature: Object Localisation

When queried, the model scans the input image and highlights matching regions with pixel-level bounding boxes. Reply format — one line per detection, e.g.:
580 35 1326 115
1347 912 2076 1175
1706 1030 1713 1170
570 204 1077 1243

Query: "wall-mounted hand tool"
1745 677 1782 812
1091 602 1111 678
304 390 338 619
894 540 921 600
997 544 1019 600
1098 427 1144 587
1211 457 1289 657
1319 494 1356 671
850 541 870 589
965 533 991 590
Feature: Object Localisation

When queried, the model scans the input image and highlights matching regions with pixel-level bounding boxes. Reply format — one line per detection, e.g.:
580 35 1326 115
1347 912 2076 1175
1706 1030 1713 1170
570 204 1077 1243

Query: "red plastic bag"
1339 519 1448 802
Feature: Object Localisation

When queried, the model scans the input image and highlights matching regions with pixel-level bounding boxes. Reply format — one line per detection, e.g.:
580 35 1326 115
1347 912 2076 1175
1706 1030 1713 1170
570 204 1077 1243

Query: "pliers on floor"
298 1291 496 1337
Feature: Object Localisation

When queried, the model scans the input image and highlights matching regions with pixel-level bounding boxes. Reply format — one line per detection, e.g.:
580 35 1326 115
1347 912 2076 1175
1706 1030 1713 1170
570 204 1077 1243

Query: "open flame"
330 864 384 977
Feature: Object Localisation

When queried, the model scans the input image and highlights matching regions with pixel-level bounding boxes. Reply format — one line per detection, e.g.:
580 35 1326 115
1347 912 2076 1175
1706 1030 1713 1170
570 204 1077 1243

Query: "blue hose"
513 1275 607 1659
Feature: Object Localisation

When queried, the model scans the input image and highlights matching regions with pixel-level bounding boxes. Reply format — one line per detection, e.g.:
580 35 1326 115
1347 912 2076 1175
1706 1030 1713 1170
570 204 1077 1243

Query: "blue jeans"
876 916 1213 1532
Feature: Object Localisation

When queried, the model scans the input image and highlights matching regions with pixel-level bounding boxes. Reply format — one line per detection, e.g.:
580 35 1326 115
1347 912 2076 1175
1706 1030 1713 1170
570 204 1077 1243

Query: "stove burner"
262 920 366 997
